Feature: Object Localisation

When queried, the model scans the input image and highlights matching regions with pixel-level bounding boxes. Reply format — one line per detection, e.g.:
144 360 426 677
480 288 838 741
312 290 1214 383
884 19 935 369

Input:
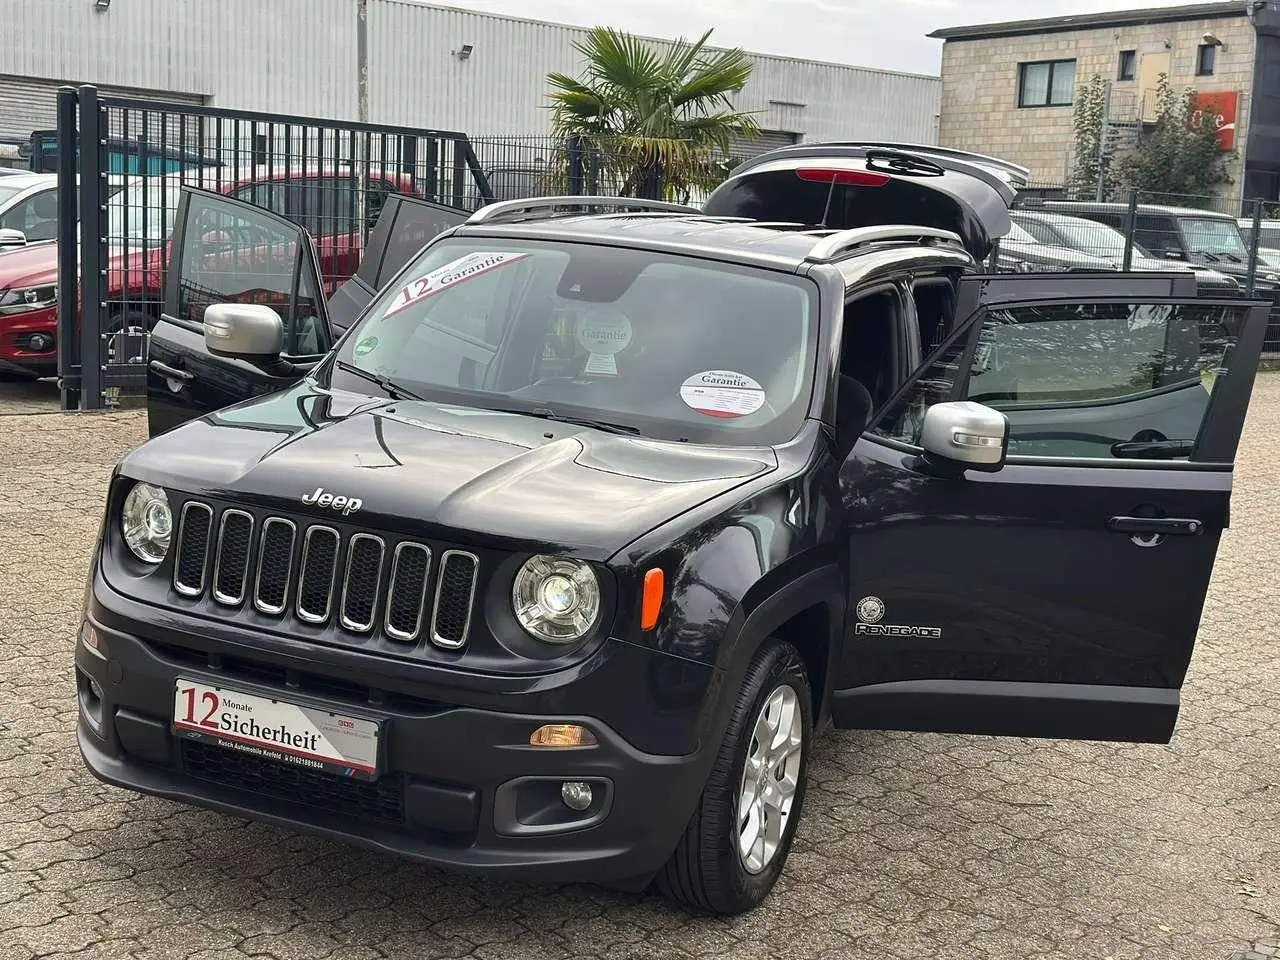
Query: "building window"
1018 59 1077 107
1197 43 1217 76
1118 50 1136 80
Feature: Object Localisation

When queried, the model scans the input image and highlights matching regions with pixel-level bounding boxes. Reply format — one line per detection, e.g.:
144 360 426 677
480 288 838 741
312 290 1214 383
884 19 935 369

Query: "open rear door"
326 194 467 333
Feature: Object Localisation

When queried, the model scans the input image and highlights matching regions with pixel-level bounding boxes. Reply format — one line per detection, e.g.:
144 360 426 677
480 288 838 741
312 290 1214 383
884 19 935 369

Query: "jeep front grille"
172 501 479 649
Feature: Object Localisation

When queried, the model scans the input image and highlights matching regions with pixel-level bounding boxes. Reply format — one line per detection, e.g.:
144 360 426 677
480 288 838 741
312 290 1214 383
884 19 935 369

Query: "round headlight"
512 556 601 644
121 482 172 564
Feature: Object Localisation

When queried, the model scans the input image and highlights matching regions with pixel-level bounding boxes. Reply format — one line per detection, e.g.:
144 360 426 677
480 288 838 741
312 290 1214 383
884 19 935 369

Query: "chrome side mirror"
0 228 27 248
203 303 284 359
920 401 1009 474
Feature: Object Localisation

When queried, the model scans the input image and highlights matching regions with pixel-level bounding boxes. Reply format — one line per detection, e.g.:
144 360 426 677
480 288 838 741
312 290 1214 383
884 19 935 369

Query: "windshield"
1181 217 1247 258
329 239 819 445
105 180 182 248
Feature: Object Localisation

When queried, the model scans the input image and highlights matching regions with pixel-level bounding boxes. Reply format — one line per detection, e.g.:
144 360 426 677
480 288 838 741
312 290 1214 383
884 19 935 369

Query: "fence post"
568 136 584 196
1245 197 1262 296
451 139 466 209
77 85 105 411
55 86 80 412
1121 190 1138 272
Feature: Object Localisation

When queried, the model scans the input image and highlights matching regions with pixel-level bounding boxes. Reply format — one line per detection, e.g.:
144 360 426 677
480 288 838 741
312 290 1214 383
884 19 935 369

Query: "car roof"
451 209 972 273
0 172 56 191
1040 199 1237 221
1013 209 1123 230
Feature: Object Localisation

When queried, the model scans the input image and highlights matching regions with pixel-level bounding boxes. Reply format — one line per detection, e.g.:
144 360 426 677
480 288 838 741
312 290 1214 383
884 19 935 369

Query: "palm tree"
546 27 761 201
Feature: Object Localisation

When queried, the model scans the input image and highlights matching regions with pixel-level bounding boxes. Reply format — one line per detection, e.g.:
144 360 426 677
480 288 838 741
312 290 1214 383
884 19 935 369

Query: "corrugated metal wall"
0 0 940 144
0 75 205 140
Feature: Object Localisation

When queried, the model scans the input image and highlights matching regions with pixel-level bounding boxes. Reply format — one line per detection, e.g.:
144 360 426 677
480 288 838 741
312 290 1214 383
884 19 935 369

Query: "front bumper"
76 573 715 886
0 305 56 375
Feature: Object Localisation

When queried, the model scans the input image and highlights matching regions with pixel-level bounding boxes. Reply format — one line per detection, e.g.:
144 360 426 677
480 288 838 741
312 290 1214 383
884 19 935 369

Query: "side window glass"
875 301 1248 461
1134 217 1178 258
910 278 956 359
838 286 903 412
177 196 302 341
873 330 969 445
232 182 285 216
1 191 58 241
288 257 328 357
364 180 392 229
968 302 1245 459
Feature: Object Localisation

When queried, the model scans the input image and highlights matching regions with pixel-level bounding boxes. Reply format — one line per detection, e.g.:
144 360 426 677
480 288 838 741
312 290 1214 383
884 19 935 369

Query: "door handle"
149 360 193 382
1107 516 1204 536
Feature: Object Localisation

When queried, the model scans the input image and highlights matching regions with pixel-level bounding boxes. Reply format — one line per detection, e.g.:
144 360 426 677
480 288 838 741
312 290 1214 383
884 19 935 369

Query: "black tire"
655 639 812 915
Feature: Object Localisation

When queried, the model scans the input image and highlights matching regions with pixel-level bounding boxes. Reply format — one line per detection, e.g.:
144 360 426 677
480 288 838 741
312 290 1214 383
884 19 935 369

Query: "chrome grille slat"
253 518 297 616
384 543 432 642
296 526 340 624
212 510 254 606
340 534 386 633
173 502 213 597
430 550 479 650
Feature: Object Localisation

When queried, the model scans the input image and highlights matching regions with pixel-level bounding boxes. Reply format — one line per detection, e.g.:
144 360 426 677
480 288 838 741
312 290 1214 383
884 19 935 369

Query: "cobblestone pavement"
1 376 1278 960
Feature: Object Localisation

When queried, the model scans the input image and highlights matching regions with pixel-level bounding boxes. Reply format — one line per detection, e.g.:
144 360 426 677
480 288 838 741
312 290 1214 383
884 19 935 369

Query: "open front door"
832 277 1269 744
146 189 332 438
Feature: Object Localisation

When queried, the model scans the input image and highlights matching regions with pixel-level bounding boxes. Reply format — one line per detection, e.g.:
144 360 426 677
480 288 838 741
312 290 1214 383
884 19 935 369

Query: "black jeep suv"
76 146 1269 915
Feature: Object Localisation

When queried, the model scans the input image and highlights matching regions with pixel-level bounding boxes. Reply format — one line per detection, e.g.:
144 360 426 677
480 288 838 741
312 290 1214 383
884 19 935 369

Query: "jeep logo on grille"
301 486 363 516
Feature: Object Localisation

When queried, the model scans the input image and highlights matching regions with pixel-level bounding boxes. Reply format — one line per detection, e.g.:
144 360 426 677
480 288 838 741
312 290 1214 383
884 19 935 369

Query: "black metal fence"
1004 187 1280 355
57 84 504 411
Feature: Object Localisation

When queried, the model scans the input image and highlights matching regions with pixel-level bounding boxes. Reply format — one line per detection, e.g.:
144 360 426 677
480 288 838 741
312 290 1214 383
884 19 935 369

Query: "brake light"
795 167 891 187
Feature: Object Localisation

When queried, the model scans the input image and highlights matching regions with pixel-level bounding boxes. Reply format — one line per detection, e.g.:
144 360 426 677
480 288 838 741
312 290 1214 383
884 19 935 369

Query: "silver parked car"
1014 209 1238 293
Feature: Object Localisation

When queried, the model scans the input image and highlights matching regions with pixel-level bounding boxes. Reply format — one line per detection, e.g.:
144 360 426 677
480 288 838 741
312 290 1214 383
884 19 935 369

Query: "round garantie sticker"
680 370 766 419
575 310 632 376
575 309 632 354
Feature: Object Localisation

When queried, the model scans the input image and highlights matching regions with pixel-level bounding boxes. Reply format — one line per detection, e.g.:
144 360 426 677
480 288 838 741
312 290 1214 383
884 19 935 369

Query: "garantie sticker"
381 251 529 319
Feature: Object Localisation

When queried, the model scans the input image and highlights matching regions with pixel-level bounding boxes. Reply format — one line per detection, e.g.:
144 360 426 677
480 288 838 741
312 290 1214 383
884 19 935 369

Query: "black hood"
120 384 776 561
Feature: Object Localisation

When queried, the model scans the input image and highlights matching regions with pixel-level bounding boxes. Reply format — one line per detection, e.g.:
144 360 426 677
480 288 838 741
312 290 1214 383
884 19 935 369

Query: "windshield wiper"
494 406 641 436
333 360 424 401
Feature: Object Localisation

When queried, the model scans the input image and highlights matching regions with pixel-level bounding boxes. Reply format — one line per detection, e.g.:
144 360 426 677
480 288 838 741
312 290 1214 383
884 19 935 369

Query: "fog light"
78 670 104 733
28 333 53 352
530 723 597 748
561 781 593 811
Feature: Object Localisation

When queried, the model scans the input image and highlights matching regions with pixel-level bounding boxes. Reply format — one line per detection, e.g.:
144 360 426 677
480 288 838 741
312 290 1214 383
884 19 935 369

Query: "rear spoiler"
730 142 1031 196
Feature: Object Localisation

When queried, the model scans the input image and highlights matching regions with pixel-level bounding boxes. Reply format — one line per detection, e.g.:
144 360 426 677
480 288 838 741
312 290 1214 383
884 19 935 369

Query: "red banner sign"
1191 91 1238 150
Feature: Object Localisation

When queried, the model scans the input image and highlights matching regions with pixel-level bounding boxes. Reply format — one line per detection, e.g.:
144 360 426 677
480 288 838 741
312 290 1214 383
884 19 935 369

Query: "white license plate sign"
173 679 381 780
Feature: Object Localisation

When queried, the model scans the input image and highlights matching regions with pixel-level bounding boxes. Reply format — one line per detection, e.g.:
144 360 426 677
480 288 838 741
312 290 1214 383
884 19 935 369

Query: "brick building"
929 2 1280 208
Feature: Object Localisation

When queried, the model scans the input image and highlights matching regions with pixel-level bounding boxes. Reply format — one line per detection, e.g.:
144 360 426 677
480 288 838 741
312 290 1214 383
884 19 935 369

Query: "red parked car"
0 165 421 379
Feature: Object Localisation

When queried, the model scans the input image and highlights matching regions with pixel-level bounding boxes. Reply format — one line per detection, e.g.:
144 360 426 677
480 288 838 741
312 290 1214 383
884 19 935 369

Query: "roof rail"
466 195 700 225
804 225 965 263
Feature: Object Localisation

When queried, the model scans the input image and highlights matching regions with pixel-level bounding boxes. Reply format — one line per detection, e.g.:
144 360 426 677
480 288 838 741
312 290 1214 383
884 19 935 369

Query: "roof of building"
929 2 1249 41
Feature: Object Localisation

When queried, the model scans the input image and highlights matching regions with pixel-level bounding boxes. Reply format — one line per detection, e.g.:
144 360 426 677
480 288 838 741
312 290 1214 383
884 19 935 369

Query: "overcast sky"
433 0 1196 75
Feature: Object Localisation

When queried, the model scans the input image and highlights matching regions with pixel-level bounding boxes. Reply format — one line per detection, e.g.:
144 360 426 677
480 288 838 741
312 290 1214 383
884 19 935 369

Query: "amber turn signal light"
641 567 664 631
529 724 598 748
